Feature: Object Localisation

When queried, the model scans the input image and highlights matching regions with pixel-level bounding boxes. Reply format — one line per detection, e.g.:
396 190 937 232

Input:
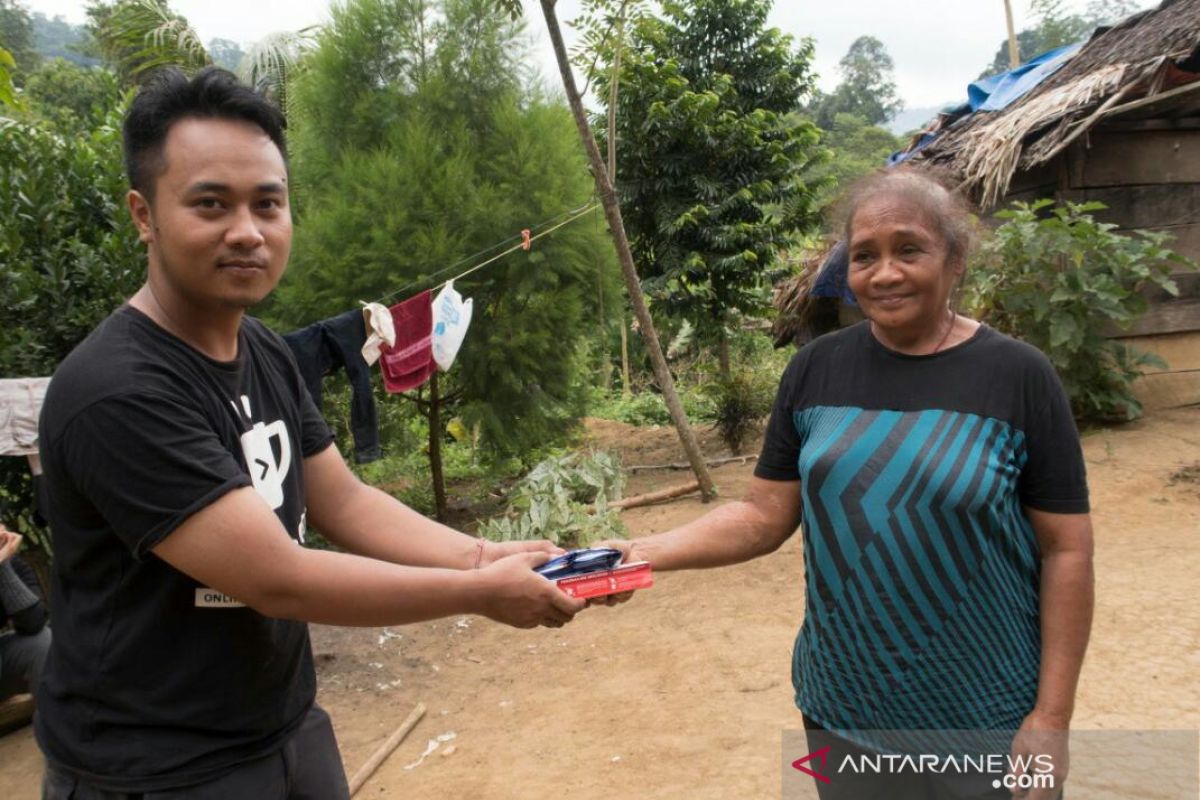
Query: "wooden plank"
1139 271 1200 305
1132 369 1200 411
1130 223 1200 263
1057 184 1200 230
1115 331 1200 375
1101 118 1200 132
1103 80 1200 122
1078 131 1200 186
1008 159 1059 194
1108 298 1200 337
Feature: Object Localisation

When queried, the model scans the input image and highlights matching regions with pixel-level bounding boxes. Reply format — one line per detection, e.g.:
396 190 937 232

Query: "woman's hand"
1007 709 1069 799
585 539 641 607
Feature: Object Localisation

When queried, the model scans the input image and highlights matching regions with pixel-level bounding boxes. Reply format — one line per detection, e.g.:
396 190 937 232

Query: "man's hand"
474 551 586 629
1008 709 1069 799
478 539 563 568
0 529 21 564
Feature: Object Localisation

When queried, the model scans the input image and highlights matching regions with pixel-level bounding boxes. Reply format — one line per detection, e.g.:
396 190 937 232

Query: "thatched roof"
911 0 1200 207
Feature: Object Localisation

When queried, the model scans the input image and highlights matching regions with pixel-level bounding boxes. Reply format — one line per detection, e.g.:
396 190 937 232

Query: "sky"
22 0 1161 110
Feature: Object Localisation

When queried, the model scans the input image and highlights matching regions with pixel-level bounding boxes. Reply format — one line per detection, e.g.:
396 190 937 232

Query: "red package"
553 561 653 600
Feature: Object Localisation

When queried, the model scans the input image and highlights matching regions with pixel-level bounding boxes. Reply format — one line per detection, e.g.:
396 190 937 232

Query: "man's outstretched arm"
152 486 584 629
301 444 558 568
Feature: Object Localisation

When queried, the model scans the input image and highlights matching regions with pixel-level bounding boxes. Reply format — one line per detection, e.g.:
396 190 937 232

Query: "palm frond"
95 0 209 84
236 27 319 107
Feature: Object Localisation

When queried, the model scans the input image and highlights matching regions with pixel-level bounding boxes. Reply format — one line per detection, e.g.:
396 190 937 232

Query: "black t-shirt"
754 322 1088 748
35 305 334 792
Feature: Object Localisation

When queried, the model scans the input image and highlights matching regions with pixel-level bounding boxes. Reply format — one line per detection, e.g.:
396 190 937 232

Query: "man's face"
129 116 292 312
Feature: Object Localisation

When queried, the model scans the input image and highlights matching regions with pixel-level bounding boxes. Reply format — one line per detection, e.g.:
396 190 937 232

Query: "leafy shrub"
0 111 144 552
705 369 774 454
478 451 626 548
963 200 1194 422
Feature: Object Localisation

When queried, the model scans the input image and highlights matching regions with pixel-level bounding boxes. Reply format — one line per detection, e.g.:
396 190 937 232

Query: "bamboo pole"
1003 0 1020 69
348 702 427 796
539 0 716 501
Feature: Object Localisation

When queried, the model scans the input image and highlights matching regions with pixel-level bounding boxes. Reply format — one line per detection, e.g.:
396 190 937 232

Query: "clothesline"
373 203 601 306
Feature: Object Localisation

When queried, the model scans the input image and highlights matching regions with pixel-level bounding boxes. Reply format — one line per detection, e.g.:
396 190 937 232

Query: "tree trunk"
428 371 448 521
539 0 715 501
717 328 731 383
620 314 632 398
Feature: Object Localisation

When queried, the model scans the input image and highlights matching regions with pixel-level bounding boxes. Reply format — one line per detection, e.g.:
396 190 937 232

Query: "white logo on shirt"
195 588 246 608
232 395 292 511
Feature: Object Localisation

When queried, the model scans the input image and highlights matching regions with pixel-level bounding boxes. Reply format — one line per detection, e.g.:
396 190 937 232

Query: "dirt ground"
2 409 1199 799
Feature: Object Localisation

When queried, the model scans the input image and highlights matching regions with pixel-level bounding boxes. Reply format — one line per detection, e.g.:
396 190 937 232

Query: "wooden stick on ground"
349 701 427 797
629 455 758 472
610 480 702 511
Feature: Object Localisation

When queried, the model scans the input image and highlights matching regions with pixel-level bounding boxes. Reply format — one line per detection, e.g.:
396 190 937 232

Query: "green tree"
812 35 902 129
0 109 145 549
24 57 120 129
809 111 904 197
0 0 38 76
277 0 621 518
0 46 20 108
594 0 826 378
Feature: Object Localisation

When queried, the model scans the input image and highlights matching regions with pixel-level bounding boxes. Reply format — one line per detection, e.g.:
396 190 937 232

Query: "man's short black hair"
123 66 288 201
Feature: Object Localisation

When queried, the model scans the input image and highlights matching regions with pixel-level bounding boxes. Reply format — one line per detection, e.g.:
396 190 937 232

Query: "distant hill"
32 13 99 67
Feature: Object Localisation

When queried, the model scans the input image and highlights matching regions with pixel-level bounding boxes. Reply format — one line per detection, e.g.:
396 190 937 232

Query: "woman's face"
846 194 963 338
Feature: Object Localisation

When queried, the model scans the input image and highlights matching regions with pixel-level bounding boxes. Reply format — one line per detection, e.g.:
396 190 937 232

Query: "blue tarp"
967 42 1083 112
809 241 857 306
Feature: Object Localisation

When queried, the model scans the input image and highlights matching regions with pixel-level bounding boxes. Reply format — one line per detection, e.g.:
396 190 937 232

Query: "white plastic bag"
432 280 473 371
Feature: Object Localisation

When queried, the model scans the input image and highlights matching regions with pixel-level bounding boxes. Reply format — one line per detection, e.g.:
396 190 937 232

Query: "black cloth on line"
283 309 382 464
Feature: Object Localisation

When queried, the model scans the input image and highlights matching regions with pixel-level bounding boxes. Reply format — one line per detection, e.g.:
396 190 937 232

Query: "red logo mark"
792 745 832 784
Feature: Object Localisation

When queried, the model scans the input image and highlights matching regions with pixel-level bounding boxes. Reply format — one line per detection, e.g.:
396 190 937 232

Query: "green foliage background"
271 0 622 459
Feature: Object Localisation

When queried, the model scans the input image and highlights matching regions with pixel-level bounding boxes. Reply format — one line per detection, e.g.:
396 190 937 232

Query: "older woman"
611 169 1092 799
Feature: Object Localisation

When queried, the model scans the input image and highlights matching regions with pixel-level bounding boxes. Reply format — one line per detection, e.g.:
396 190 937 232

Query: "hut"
908 0 1200 410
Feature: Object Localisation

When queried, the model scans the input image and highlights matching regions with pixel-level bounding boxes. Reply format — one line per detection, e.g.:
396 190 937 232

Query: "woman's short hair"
837 167 976 268
122 67 287 202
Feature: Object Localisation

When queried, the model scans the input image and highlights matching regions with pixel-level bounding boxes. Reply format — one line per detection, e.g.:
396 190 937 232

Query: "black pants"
42 705 350 800
283 310 382 463
802 716 1062 800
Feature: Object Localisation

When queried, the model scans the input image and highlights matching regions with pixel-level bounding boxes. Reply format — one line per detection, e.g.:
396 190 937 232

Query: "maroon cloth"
379 291 435 393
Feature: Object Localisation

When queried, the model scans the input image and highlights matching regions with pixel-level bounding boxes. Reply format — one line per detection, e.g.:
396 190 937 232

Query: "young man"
36 67 585 799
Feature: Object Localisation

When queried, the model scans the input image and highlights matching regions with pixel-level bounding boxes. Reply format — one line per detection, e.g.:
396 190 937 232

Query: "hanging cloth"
432 280 473 371
380 290 436 393
360 302 397 367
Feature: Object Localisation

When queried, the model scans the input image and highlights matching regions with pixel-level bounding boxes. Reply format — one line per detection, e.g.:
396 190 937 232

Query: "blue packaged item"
534 547 624 581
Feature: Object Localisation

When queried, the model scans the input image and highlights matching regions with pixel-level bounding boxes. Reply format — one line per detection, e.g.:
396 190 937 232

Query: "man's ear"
128 190 154 244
